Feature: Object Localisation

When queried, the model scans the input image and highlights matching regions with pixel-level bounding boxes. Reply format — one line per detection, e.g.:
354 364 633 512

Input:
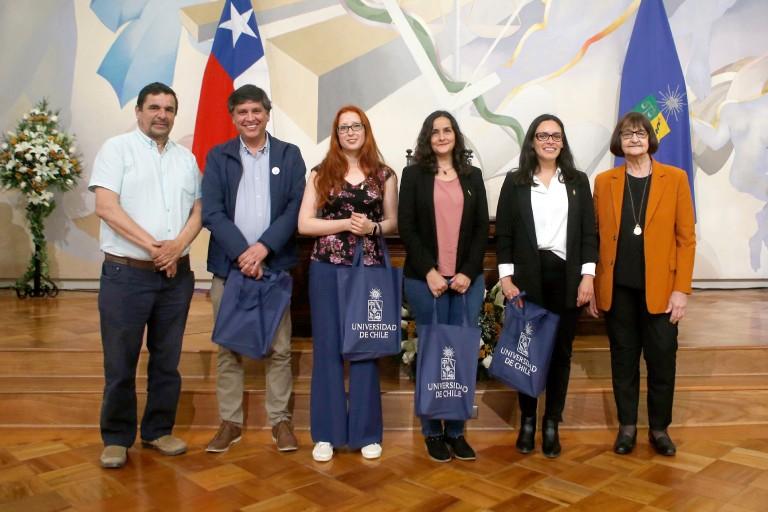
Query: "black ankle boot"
516 416 536 454
613 425 637 455
541 419 561 458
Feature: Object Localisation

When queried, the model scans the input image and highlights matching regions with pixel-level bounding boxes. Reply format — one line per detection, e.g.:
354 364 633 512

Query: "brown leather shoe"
272 420 298 452
206 421 242 453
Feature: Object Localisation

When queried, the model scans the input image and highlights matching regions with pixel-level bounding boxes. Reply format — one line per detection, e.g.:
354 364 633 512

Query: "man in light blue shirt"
89 82 202 469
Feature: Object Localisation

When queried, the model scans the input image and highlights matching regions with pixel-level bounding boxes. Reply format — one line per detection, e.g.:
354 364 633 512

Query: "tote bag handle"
431 292 471 327
351 234 392 268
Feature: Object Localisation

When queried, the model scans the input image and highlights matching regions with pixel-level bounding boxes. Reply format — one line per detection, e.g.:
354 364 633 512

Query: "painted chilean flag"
192 0 270 171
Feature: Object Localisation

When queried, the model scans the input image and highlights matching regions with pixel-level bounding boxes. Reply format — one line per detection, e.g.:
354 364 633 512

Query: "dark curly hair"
511 113 579 186
413 110 471 175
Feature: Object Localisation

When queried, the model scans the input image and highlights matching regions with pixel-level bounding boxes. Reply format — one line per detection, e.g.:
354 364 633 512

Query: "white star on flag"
218 3 258 47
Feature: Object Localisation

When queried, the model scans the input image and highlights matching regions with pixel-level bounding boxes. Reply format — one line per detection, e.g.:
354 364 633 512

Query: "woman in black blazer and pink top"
399 110 489 463
495 114 598 458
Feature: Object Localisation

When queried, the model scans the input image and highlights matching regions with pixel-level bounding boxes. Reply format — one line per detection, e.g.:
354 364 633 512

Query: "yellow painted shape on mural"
504 0 553 68
500 0 640 109
651 112 670 141
266 0 471 142
268 16 399 76
695 56 768 129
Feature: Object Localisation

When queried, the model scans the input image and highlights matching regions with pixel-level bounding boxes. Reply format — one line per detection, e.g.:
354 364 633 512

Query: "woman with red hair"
298 105 398 462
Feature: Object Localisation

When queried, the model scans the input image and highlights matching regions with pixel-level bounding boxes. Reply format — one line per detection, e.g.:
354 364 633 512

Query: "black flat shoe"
541 419 561 458
649 431 676 456
613 428 637 455
425 435 451 462
516 416 536 454
446 435 476 461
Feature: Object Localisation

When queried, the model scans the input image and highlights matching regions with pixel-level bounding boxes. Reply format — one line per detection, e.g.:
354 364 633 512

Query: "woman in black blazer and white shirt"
496 114 598 458
399 110 489 463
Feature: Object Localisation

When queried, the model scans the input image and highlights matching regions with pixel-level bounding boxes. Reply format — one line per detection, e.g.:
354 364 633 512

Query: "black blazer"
495 170 598 308
398 164 489 281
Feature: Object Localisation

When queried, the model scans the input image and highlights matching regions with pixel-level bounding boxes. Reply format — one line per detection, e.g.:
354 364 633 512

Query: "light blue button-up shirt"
234 137 271 245
89 129 201 260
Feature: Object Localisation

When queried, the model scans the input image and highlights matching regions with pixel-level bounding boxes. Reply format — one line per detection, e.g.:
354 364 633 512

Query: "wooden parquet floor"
0 288 766 510
1 427 768 511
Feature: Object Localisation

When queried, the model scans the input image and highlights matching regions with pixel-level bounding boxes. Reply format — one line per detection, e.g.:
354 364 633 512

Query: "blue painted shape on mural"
90 0 149 32
92 0 199 107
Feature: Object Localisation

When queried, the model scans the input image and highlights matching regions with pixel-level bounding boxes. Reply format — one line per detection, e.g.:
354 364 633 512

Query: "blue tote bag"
337 237 403 361
488 292 560 397
212 268 293 360
414 296 480 420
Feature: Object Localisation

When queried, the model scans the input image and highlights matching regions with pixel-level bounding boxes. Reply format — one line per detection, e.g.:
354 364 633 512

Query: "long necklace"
625 165 651 236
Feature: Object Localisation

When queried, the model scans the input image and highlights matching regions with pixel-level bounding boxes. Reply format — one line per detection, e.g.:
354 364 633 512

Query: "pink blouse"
433 177 464 276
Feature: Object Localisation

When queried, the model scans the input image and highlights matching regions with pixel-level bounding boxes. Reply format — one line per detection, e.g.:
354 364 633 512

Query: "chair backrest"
404 149 474 167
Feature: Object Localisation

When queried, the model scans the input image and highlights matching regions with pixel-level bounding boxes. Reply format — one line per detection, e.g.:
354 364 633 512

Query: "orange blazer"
593 160 695 314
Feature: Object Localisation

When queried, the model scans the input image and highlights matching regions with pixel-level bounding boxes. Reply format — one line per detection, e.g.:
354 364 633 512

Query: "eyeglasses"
337 123 364 135
620 130 648 140
535 132 562 142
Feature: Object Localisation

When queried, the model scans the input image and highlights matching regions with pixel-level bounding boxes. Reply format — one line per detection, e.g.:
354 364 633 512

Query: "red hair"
315 105 386 208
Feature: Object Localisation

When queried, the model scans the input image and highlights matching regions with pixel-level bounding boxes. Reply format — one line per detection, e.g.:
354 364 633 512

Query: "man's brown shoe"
206 421 242 453
142 435 187 456
272 420 298 452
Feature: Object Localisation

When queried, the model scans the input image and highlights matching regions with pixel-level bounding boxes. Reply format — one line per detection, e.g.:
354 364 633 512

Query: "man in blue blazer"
201 85 306 453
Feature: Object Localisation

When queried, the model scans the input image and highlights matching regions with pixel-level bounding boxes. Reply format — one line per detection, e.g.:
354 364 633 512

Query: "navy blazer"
495 170 598 308
398 164 489 281
202 134 306 278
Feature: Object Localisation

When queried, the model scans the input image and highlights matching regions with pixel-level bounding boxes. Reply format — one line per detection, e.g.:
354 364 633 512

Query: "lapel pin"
572 189 576 196
271 166 280 175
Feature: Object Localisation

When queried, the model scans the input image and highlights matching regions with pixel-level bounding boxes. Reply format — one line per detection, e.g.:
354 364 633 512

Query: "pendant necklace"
438 165 453 176
625 164 651 236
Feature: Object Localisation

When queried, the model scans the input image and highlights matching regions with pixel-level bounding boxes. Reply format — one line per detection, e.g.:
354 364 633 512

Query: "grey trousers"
210 276 293 426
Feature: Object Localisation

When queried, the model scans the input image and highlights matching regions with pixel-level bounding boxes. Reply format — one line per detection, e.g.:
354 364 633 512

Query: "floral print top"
310 166 394 266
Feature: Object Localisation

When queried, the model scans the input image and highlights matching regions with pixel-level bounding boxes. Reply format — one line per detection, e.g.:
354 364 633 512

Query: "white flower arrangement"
0 100 82 208
0 100 83 297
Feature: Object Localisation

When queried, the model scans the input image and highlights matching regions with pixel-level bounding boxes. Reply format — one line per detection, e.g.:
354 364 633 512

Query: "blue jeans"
98 260 194 447
404 276 485 438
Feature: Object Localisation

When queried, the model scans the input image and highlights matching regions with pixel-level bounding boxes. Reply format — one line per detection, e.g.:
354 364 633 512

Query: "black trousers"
98 260 194 447
605 285 678 430
518 251 580 422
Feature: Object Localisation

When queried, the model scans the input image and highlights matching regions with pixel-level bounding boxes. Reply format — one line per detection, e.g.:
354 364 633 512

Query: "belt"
104 253 190 271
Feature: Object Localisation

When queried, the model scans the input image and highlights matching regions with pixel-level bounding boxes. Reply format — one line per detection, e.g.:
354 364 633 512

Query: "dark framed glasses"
535 132 562 142
337 123 364 135
620 130 648 140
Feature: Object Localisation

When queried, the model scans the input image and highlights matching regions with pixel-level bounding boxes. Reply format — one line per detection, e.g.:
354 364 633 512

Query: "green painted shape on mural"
343 0 525 145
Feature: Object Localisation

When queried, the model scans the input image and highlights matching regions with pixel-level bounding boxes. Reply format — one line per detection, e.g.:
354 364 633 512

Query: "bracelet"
370 223 377 236
376 222 382 236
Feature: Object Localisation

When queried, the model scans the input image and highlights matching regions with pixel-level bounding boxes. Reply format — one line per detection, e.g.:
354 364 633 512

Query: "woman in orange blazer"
589 112 695 457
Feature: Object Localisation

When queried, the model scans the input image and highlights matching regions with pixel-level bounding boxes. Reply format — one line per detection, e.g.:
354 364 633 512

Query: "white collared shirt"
89 128 201 260
498 169 595 279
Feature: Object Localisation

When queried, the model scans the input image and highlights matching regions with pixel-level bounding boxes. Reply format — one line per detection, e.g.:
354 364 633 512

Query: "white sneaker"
361 443 382 460
312 442 333 462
